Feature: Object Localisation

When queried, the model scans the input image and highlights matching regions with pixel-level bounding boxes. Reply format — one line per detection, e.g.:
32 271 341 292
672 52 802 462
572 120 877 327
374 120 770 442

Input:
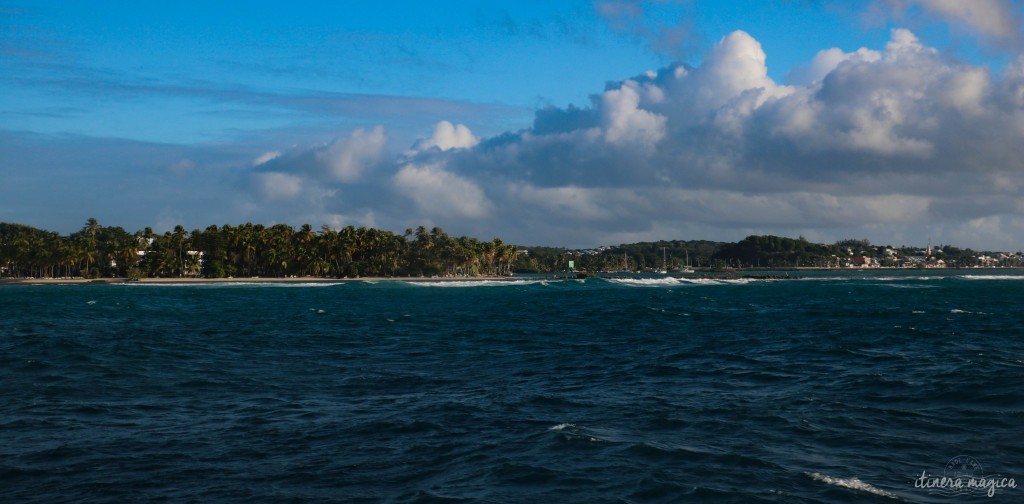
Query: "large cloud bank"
247 28 1024 248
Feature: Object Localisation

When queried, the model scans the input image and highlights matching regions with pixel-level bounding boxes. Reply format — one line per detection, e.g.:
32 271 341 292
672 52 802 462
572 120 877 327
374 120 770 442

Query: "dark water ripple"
2 272 1023 502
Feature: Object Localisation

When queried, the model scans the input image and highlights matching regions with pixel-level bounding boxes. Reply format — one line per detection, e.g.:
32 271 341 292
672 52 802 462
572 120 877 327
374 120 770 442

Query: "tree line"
0 219 519 279
4 221 1017 279
514 240 720 273
514 235 1021 272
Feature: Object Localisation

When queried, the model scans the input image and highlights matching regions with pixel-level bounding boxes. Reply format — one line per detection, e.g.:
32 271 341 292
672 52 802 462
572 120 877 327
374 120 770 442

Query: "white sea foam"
549 423 575 431
806 472 899 499
607 277 684 287
689 277 756 285
124 281 340 288
608 277 757 287
960 275 1024 281
407 280 545 288
949 308 988 315
797 275 940 282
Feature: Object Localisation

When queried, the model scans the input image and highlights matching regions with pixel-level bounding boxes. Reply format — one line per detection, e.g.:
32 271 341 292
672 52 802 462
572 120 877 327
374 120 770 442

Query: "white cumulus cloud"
393 163 492 219
601 83 667 150
255 172 303 201
413 121 479 152
229 27 1024 250
318 126 386 182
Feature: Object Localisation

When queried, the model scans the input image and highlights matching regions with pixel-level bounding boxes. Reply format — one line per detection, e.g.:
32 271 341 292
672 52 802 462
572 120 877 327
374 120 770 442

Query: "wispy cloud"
12 61 525 123
869 0 1024 51
594 0 703 60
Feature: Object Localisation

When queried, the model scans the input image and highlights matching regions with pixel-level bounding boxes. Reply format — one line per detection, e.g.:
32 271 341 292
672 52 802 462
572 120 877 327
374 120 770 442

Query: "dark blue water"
2 272 1023 502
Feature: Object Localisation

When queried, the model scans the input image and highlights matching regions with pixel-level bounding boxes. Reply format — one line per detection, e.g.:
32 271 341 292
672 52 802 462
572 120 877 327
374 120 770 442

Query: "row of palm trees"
0 219 140 278
0 219 520 279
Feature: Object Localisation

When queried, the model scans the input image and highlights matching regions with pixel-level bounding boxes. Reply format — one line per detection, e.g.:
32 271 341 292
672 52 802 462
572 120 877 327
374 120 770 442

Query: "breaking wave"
806 472 899 499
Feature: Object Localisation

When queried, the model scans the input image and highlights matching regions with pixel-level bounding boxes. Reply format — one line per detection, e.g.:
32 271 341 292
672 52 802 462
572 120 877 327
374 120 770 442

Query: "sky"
4 0 1024 250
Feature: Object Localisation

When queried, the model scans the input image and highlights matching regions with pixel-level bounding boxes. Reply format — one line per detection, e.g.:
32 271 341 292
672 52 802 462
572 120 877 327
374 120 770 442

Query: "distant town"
515 236 1024 273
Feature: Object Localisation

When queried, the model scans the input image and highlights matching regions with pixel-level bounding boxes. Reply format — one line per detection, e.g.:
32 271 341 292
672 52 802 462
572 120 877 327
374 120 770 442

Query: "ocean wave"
806 472 899 499
607 277 756 287
959 275 1024 281
949 308 988 315
798 275 942 282
547 423 622 443
123 281 342 288
606 277 684 287
679 277 756 285
407 280 546 288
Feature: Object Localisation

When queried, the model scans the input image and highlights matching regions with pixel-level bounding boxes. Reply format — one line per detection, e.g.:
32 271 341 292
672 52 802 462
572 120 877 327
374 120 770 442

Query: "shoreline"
0 275 521 285
2 266 1022 285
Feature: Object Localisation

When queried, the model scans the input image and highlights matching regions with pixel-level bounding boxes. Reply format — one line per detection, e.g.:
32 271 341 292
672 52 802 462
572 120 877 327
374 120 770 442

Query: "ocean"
2 271 1022 503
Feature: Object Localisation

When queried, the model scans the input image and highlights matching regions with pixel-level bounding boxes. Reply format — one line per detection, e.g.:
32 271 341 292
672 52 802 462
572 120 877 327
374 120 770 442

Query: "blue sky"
4 1 1024 249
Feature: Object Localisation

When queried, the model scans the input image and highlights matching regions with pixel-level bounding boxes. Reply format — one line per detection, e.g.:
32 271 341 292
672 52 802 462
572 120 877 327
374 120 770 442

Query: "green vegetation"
512 235 1023 273
3 221 1021 279
512 240 719 273
0 220 517 278
712 235 835 268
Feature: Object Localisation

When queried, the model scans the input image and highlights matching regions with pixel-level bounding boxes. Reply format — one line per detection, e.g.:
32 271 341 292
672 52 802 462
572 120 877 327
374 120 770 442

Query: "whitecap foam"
806 472 898 499
960 275 1024 281
949 308 988 315
796 276 847 282
124 281 341 288
407 280 544 288
679 277 759 285
607 277 684 287
548 423 575 431
796 275 941 282
608 276 759 287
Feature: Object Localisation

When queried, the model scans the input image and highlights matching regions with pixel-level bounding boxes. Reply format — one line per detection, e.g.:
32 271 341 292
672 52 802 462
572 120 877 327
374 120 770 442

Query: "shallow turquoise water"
2 272 1022 502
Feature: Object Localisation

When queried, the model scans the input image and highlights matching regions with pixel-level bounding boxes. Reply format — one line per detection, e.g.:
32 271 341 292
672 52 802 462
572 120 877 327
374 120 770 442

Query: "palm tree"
170 225 188 277
295 223 316 276
78 217 101 277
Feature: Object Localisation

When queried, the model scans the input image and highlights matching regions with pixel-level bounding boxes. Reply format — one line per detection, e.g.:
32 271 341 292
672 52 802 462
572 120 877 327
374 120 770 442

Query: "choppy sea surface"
2 270 1023 503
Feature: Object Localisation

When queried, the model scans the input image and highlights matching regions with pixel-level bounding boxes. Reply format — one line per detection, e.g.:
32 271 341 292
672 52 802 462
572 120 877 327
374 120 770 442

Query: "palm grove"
0 219 519 279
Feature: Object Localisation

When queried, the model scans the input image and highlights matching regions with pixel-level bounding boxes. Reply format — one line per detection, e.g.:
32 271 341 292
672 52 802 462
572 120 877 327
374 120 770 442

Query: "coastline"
0 275 521 285
3 267 1022 285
